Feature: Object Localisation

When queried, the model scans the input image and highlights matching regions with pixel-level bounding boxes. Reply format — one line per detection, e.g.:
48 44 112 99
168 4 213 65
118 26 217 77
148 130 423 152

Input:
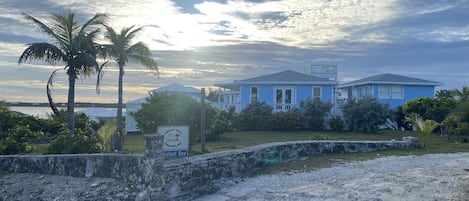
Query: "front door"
275 88 294 111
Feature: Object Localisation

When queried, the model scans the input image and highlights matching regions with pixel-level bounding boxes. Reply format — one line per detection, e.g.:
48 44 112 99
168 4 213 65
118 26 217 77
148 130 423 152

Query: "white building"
78 107 123 123
125 84 201 134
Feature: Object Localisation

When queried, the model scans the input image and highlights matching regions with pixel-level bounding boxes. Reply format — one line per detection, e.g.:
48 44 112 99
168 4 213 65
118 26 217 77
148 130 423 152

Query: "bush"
299 98 333 131
342 96 391 133
207 106 237 141
271 110 305 131
328 115 344 132
237 102 273 131
46 112 103 154
47 128 102 154
0 125 43 154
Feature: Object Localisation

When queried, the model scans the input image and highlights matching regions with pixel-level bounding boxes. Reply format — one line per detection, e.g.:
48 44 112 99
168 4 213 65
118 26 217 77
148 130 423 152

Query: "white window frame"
274 87 295 110
378 85 390 99
312 86 322 99
391 85 404 99
250 86 258 103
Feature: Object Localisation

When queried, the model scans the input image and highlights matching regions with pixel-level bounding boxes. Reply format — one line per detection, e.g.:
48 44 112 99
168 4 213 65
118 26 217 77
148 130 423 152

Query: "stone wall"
0 136 418 200
162 136 418 200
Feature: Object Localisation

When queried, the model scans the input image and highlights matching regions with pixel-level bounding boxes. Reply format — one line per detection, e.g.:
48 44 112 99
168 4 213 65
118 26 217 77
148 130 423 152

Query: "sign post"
158 125 189 158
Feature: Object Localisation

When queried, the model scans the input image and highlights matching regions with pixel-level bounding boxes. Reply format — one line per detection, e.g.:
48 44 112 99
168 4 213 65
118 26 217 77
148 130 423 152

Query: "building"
78 107 122 123
215 70 338 112
125 84 201 134
338 73 442 108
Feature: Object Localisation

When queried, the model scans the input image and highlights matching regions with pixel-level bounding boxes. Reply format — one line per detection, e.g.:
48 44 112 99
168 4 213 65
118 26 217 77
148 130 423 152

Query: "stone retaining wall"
0 135 418 200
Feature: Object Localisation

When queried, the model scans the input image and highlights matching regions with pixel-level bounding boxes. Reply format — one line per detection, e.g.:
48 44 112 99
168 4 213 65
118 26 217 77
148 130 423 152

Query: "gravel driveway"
195 153 469 201
1 153 469 201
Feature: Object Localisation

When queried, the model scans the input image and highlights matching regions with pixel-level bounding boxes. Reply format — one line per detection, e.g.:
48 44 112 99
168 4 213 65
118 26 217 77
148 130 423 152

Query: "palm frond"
74 53 99 77
18 42 65 64
80 13 107 34
96 61 109 94
98 118 116 152
47 69 62 117
51 11 80 46
22 14 62 45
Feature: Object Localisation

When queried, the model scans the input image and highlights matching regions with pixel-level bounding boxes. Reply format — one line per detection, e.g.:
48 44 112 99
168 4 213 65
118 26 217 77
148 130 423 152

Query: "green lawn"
124 130 469 155
31 130 469 175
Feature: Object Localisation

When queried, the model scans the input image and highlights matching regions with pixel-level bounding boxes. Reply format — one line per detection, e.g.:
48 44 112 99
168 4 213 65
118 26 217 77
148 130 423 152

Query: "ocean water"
10 106 88 118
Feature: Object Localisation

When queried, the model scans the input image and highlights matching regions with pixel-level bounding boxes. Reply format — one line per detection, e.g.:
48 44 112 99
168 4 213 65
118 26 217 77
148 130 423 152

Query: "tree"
342 96 391 133
452 86 469 102
100 25 158 151
402 97 456 123
133 93 217 145
18 10 106 135
405 113 439 147
436 89 454 99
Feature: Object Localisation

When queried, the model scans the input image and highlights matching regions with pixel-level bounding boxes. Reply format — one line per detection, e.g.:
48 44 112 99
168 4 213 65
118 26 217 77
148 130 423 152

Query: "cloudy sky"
0 0 468 103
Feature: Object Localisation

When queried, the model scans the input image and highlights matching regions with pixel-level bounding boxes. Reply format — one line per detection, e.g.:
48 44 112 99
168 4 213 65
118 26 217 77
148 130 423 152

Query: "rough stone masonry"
0 135 419 200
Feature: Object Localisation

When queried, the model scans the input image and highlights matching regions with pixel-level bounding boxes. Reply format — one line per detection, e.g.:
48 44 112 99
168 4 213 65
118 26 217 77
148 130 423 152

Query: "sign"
157 125 189 158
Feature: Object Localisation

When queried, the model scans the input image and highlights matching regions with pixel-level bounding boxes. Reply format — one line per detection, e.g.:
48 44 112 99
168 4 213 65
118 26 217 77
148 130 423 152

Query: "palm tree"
100 25 158 151
405 113 439 147
436 89 454 99
18 10 106 135
452 86 469 102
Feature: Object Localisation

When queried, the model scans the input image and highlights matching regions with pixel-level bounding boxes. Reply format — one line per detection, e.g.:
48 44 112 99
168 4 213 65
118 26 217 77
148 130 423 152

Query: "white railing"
274 104 297 112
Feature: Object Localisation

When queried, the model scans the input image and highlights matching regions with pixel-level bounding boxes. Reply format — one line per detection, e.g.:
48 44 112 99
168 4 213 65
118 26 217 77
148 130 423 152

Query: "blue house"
337 73 442 108
215 70 338 112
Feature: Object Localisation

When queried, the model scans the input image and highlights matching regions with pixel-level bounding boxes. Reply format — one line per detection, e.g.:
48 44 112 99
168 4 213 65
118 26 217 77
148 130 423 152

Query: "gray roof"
240 70 333 83
339 73 442 88
152 83 200 94
216 70 337 89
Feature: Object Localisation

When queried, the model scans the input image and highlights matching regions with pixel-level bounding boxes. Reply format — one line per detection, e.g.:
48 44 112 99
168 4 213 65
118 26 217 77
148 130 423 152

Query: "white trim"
273 87 296 111
378 84 404 99
339 81 441 88
312 86 322 99
250 86 259 103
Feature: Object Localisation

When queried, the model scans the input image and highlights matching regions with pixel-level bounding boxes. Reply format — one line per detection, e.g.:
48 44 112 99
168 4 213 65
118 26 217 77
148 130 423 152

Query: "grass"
124 130 469 154
0 169 9 177
30 130 469 175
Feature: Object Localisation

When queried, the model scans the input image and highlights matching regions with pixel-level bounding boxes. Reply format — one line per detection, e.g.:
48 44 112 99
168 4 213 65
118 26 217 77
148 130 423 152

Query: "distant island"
7 102 121 108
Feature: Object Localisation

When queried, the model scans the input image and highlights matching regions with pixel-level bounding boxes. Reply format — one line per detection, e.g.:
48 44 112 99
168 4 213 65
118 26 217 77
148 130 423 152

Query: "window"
274 88 295 111
251 86 258 103
276 89 282 104
358 86 371 98
285 89 292 104
392 85 403 99
379 85 403 99
313 87 321 99
379 85 390 98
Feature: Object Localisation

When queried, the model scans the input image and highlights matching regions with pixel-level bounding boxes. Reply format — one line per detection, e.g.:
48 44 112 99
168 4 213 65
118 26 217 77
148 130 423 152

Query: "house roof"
152 83 200 94
339 73 442 88
127 84 200 104
216 70 337 89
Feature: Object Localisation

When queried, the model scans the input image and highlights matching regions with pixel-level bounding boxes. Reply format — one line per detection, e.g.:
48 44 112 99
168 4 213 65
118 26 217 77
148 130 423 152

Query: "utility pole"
200 88 207 153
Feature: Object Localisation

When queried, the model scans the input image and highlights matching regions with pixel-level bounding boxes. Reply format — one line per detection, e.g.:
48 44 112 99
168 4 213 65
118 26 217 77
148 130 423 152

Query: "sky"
0 0 468 103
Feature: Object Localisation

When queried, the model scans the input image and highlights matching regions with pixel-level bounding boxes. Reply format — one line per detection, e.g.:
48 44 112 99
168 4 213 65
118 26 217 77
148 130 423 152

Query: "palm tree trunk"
115 63 124 151
67 72 76 135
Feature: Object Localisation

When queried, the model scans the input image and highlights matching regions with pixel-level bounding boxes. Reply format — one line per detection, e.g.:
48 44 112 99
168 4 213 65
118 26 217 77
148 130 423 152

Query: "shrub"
47 128 102 154
328 115 344 132
47 112 103 154
207 106 237 141
0 125 43 154
342 96 391 133
271 110 305 131
299 98 333 131
237 102 273 131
